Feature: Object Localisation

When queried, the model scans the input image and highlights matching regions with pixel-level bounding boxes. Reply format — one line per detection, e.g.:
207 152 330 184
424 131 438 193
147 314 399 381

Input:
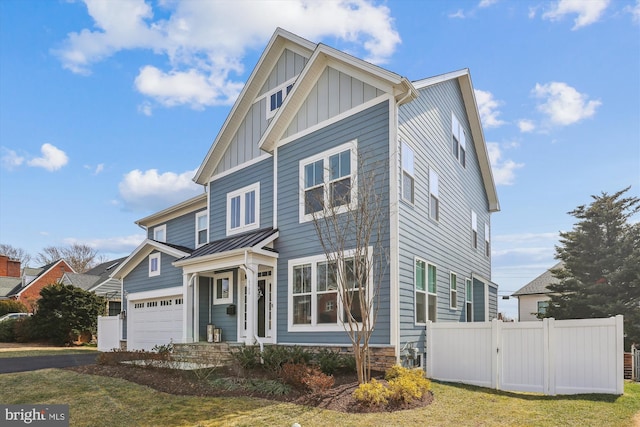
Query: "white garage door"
128 294 183 351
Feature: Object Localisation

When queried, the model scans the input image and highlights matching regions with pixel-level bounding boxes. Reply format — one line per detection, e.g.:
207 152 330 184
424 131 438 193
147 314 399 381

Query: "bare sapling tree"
307 153 388 384
36 243 105 273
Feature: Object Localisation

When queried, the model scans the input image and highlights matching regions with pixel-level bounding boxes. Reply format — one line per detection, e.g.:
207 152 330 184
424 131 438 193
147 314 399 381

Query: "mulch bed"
66 364 433 413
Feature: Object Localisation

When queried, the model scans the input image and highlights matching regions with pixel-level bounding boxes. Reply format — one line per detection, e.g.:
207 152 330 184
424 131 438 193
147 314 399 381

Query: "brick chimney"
0 255 21 277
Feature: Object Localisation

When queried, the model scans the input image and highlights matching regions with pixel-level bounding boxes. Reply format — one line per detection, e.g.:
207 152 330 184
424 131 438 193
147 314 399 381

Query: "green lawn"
0 369 638 427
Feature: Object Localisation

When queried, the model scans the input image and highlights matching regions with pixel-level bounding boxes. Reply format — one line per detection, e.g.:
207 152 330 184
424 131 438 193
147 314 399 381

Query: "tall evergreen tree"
546 187 640 349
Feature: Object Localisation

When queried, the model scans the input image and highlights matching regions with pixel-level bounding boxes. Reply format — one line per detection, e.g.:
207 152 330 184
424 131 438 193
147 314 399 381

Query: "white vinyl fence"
426 316 624 395
97 315 121 352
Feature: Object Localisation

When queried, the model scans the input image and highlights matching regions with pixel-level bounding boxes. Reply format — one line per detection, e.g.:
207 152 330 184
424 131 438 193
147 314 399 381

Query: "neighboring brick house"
4 259 75 312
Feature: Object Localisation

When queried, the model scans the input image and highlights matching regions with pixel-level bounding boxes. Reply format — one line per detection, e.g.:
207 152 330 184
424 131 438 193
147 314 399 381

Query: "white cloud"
449 9 466 19
118 168 202 211
479 0 499 7
518 119 535 133
54 0 401 110
626 0 640 23
26 143 69 171
64 234 145 254
475 89 505 128
486 142 524 186
1 148 25 170
543 0 610 30
533 82 601 126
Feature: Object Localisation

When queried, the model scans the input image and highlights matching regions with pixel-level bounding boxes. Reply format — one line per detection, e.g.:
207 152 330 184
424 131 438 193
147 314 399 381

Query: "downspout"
240 250 264 353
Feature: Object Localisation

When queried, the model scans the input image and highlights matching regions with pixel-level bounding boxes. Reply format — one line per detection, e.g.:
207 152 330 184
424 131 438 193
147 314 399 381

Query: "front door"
239 270 273 342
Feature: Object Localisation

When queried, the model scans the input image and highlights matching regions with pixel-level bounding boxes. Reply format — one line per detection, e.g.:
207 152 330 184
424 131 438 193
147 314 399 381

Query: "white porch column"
192 273 200 342
182 273 192 343
243 261 259 345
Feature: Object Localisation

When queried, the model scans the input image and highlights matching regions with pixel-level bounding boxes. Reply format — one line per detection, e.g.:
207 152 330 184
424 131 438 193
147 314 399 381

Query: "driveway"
0 353 98 374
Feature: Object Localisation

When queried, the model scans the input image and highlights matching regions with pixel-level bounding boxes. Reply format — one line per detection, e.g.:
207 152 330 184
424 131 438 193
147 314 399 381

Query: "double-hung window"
266 79 295 119
452 113 466 167
427 263 437 322
300 141 357 222
485 223 490 257
415 259 427 324
401 141 415 203
149 253 160 277
471 211 478 249
465 278 473 322
429 168 440 221
227 183 260 235
196 211 208 247
289 250 369 331
450 272 458 309
153 225 166 242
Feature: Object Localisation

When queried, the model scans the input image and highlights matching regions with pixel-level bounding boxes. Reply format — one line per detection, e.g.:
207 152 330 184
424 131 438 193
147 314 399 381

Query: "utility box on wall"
226 304 236 315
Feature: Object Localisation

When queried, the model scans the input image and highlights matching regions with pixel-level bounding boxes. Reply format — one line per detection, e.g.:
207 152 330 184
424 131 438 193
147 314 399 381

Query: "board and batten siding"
215 49 309 175
283 67 385 138
209 156 274 242
397 79 493 352
275 100 391 345
146 208 206 249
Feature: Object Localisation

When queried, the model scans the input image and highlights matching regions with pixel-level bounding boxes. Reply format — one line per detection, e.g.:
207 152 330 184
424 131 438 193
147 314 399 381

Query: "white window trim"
427 262 437 322
450 272 458 310
401 140 415 204
471 210 478 249
485 222 490 257
287 248 371 332
415 257 427 325
148 253 160 277
195 211 209 248
452 112 466 167
265 77 297 119
429 168 439 221
153 224 166 242
465 278 473 322
298 140 358 223
213 271 234 305
226 182 260 236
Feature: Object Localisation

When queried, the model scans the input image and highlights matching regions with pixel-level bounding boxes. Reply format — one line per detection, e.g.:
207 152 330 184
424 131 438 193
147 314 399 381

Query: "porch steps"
172 343 235 366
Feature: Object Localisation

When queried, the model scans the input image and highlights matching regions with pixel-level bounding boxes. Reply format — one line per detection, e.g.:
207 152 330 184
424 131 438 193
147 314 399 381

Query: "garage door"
128 295 183 351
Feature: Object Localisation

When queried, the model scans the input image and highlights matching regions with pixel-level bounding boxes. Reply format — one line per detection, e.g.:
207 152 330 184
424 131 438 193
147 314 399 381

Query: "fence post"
491 318 499 390
615 315 624 394
545 317 555 396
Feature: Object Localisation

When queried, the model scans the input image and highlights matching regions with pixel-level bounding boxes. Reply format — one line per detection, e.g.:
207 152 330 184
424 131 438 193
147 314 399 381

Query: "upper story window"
227 183 260 236
153 225 166 242
196 211 208 247
485 223 490 257
429 168 439 221
299 141 357 223
471 210 478 249
149 253 160 277
401 141 415 204
266 79 295 119
452 113 466 167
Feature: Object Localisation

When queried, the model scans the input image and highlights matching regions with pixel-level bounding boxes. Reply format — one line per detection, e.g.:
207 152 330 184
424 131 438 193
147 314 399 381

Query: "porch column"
182 273 192 343
244 261 259 345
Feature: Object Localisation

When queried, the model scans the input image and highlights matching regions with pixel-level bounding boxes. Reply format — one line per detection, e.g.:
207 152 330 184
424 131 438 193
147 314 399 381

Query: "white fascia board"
136 193 207 228
110 239 191 280
194 30 315 185
412 68 470 89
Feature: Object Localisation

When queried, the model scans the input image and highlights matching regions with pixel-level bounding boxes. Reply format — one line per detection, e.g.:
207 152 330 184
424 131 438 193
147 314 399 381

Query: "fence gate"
634 346 640 381
426 316 624 395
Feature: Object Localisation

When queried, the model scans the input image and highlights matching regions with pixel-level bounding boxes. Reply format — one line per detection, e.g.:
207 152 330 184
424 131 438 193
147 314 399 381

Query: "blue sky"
1 0 638 319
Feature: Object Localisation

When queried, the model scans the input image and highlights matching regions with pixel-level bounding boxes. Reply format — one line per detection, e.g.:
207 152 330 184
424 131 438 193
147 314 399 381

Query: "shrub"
280 362 310 389
13 317 37 343
385 365 431 404
261 345 312 374
0 319 17 342
303 370 335 393
314 348 348 375
0 300 28 317
230 344 261 370
353 379 391 406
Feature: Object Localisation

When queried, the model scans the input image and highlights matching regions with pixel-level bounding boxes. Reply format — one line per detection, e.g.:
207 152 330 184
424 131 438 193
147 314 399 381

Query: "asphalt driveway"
0 353 98 374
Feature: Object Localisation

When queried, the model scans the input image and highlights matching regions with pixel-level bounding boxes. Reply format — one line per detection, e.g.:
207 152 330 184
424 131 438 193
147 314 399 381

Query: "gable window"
429 168 439 221
415 259 427 324
196 211 208 247
485 223 490 257
471 211 478 249
227 183 260 235
213 272 233 305
149 253 160 277
266 79 295 119
450 272 457 309
153 225 166 242
465 278 473 322
289 249 370 331
401 141 415 203
452 113 466 167
427 263 437 322
299 141 357 222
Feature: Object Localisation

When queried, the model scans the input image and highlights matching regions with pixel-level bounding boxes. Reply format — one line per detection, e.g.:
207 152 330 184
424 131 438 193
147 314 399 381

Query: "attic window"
451 113 466 167
266 79 295 119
